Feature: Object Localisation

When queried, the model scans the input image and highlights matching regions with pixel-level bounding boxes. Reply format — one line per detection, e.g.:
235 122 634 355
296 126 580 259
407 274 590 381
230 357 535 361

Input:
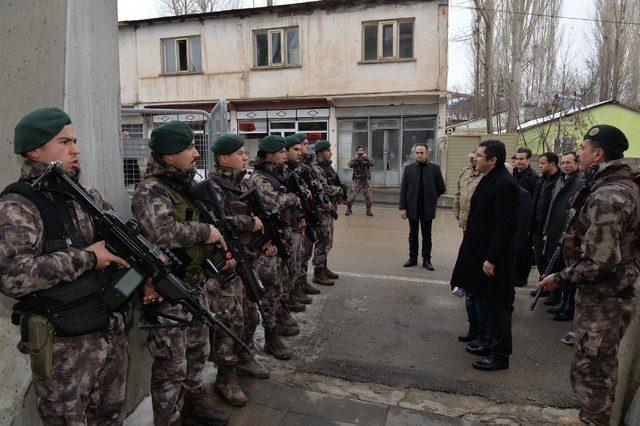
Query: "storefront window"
337 119 368 169
298 121 328 142
402 117 436 166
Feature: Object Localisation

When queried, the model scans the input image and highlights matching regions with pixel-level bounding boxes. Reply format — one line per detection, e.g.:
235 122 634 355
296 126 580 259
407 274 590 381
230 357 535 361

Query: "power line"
451 4 640 27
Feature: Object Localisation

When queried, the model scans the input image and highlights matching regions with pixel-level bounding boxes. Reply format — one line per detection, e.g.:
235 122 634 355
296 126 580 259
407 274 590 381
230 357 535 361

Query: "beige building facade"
118 0 448 186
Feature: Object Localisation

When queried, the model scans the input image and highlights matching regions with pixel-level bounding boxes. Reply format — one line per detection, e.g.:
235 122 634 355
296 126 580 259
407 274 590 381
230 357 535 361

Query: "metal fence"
120 100 229 193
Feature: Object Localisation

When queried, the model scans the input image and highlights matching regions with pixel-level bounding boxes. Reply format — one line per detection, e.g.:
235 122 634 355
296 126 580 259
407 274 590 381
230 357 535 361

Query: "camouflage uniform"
556 160 640 426
131 154 214 425
346 155 375 208
299 155 316 282
207 166 265 360
247 159 300 331
0 159 127 426
284 159 312 305
313 157 343 268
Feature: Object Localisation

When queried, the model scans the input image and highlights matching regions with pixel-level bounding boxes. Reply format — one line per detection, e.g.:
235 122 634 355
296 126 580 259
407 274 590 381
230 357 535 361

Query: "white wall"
119 0 447 105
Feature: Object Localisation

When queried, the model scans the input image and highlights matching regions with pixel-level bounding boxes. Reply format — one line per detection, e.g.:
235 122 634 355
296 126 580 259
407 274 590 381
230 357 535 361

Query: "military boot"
182 385 230 425
299 276 321 295
313 266 335 286
237 351 270 379
366 205 373 216
275 312 300 336
345 204 353 216
264 331 293 360
292 286 312 304
324 262 339 279
214 366 248 407
287 298 306 312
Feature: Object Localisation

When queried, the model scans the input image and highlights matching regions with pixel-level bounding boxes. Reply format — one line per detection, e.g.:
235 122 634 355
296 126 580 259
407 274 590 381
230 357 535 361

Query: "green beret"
14 107 72 154
295 133 308 143
312 140 331 153
285 135 301 149
584 124 628 152
258 135 286 153
148 121 194 154
211 133 244 155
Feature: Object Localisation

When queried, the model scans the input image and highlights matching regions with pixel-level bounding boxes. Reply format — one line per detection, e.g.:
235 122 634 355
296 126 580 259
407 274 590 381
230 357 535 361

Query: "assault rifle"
283 171 320 243
239 189 290 262
189 179 271 330
333 171 349 203
31 161 251 352
299 164 338 220
530 177 593 311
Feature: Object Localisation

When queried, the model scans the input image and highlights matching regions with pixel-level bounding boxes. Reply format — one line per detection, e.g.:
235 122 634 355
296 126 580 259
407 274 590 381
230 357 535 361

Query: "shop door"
370 119 400 186
269 120 296 138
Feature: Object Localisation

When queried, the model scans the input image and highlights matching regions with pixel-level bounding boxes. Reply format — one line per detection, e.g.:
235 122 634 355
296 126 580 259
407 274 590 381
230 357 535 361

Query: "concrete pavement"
127 204 579 425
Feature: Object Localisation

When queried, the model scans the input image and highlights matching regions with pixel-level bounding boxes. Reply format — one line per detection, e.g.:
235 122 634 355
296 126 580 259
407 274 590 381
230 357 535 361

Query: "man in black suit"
399 144 446 271
450 140 519 371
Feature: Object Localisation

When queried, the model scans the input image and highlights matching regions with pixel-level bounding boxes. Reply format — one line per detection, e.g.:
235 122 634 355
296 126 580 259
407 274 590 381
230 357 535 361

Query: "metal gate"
120 101 229 193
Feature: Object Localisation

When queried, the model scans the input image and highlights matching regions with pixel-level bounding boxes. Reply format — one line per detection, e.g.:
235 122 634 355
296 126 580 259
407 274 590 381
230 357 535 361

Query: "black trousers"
482 296 513 360
408 217 432 261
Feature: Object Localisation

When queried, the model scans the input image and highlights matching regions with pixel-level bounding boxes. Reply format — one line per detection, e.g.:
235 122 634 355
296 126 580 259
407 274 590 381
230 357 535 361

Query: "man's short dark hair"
414 143 428 151
589 140 624 161
540 152 559 166
516 147 532 159
355 146 364 151
478 140 506 166
561 151 578 162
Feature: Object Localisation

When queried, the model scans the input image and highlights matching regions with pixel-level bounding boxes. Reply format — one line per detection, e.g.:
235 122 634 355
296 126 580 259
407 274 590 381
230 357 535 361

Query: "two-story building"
118 0 448 186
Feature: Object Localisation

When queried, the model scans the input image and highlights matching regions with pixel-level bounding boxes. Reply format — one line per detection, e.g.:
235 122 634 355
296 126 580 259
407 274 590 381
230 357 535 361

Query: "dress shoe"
403 258 418 267
554 311 574 321
544 295 562 306
422 260 434 271
458 323 478 342
530 289 549 297
465 342 491 357
472 357 509 371
547 304 565 314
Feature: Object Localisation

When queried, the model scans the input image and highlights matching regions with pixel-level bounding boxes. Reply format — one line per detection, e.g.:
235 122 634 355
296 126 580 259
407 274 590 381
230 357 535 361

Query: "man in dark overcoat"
542 151 584 320
399 143 446 271
450 140 519 371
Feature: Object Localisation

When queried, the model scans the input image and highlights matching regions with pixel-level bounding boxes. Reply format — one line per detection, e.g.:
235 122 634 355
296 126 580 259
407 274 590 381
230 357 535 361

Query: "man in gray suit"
399 144 446 270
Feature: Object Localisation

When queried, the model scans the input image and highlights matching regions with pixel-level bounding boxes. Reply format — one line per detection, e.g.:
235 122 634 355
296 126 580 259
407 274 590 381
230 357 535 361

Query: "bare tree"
472 0 497 133
158 0 244 15
589 0 632 102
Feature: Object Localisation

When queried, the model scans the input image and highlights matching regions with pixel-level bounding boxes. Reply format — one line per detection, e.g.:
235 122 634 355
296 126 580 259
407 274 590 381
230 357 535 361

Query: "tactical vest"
210 174 249 216
2 181 112 337
147 175 217 278
317 162 339 187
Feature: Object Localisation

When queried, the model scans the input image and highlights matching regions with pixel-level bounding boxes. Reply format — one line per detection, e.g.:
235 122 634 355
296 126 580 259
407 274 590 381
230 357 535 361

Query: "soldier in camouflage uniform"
539 125 640 426
208 134 272 380
131 121 230 425
312 141 343 286
345 146 375 216
0 108 129 425
284 134 314 309
296 134 323 295
247 135 302 358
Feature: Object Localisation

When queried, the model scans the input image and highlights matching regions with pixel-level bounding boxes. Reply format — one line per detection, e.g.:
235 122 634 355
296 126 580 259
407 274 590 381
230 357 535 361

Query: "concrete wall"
0 1 150 424
119 0 447 105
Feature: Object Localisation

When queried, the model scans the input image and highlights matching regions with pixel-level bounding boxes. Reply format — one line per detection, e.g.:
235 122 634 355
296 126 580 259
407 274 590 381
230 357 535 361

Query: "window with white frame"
362 19 414 62
254 27 300 68
162 36 202 74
